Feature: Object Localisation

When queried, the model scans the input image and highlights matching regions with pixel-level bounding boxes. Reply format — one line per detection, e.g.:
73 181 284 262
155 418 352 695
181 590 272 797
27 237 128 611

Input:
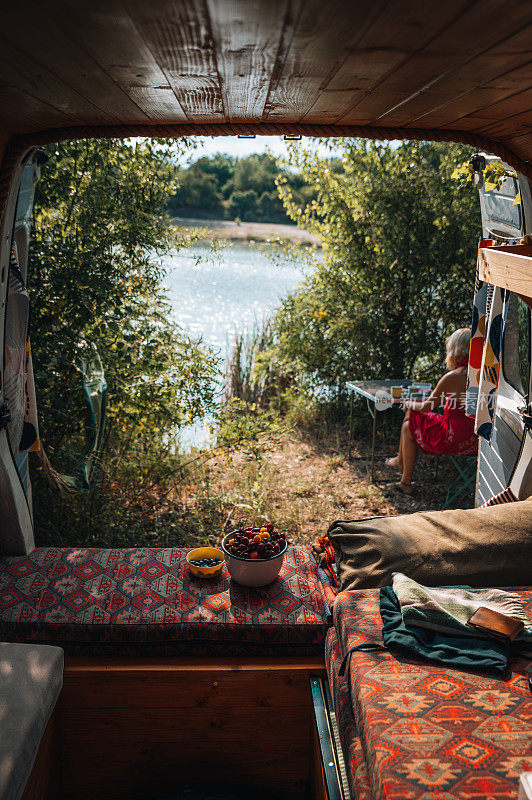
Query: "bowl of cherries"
221 524 287 587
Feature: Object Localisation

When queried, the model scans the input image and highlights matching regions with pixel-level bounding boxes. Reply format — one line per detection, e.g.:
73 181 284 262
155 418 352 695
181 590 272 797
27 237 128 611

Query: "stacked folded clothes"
312 534 337 588
312 535 338 622
315 566 336 623
381 572 532 677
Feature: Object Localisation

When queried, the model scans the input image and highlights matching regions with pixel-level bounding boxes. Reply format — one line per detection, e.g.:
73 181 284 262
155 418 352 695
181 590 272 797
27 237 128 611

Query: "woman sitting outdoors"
386 328 478 495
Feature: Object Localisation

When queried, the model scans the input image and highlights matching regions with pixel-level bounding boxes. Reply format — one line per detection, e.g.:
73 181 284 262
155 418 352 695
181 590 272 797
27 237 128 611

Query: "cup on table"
391 386 403 400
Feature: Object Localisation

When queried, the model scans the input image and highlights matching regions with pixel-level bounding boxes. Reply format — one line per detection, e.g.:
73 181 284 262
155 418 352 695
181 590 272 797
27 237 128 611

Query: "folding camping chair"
441 455 477 509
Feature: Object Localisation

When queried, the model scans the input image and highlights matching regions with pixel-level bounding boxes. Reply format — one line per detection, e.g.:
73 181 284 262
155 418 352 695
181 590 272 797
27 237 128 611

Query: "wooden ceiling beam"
124 0 225 122
39 0 188 123
206 0 289 123
347 0 532 126
0 0 150 124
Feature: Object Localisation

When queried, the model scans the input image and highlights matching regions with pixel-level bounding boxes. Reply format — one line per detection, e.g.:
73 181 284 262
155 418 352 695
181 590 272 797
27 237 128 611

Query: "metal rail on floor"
310 676 351 800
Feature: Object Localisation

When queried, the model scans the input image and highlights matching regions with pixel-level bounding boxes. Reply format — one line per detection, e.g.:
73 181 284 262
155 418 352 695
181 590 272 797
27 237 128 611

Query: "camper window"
482 175 522 235
503 292 530 397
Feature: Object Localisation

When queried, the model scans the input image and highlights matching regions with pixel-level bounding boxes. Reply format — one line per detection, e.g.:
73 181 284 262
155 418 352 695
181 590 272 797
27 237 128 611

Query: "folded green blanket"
380 587 512 677
392 572 532 656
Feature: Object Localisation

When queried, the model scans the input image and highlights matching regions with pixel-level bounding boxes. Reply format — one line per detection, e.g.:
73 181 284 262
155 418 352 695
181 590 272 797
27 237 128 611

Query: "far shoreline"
171 216 321 247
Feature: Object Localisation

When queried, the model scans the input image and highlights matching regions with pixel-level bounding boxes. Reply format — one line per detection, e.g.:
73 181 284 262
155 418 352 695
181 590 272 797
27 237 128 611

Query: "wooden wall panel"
20 713 58 800
61 657 316 709
58 656 326 800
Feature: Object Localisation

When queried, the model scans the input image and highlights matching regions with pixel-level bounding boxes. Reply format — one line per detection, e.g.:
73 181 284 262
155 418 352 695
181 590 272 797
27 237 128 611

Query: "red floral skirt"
408 408 478 456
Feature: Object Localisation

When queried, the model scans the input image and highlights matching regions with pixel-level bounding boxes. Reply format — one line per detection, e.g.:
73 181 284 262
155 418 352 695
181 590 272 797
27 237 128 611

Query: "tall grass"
225 319 274 405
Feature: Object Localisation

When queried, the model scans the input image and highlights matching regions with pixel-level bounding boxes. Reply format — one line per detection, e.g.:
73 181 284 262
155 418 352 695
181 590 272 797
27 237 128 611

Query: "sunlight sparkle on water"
163 241 306 450
165 242 305 365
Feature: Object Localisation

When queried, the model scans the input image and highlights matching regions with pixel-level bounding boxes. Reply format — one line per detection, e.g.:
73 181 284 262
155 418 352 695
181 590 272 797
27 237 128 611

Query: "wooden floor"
47 655 326 800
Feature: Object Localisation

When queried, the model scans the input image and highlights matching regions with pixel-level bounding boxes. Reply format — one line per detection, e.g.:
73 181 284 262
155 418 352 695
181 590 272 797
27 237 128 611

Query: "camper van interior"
0 3 531 800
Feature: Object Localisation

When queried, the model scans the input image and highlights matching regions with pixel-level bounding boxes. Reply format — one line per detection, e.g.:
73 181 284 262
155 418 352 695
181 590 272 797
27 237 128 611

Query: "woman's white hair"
445 327 471 369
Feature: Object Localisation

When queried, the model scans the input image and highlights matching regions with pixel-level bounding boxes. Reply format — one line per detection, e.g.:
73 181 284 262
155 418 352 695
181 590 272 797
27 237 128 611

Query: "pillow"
327 500 532 592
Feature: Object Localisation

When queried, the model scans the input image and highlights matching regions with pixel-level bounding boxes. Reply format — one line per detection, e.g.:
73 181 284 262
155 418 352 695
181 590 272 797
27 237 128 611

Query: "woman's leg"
399 418 417 491
385 410 410 469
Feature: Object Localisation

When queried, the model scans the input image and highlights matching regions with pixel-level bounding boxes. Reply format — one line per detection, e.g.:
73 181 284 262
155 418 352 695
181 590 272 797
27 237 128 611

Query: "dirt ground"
178 422 474 547
171 216 321 246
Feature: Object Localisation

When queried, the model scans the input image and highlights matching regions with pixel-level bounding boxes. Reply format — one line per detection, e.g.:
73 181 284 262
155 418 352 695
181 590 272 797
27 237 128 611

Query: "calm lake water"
163 241 306 448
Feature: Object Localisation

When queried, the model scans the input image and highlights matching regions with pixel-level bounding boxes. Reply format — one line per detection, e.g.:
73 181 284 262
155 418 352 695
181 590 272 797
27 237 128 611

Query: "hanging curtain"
58 344 107 492
5 240 107 492
4 243 40 456
34 342 107 493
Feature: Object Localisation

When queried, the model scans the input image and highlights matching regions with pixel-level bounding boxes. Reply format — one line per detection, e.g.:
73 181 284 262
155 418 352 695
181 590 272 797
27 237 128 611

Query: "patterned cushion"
0 546 327 655
326 628 374 800
332 587 532 800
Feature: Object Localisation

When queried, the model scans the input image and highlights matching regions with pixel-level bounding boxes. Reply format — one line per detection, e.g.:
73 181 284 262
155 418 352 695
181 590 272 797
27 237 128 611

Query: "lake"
164 241 307 448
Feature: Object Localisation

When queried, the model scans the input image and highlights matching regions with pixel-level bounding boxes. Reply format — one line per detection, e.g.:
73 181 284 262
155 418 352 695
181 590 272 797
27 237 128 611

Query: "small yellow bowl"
186 547 225 579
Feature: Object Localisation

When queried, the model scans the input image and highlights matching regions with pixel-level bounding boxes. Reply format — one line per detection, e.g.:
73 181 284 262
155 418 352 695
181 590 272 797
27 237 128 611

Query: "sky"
177 135 335 165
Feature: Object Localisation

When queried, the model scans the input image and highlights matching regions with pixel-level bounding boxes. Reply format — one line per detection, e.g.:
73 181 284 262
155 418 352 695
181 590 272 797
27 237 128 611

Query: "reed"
225 319 274 405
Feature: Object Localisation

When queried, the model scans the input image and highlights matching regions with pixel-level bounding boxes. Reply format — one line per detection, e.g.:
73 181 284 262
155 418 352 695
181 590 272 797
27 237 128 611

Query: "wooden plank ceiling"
1 0 532 170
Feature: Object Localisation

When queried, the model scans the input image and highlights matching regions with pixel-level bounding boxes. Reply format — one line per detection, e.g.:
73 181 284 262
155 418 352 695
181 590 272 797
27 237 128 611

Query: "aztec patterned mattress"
326 588 532 800
0 546 328 655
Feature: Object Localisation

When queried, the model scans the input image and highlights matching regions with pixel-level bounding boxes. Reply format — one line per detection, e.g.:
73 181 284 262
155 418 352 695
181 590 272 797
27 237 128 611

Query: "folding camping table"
346 379 431 481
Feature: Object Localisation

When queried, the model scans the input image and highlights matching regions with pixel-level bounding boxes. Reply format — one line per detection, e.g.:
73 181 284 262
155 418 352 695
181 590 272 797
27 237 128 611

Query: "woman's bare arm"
404 373 457 414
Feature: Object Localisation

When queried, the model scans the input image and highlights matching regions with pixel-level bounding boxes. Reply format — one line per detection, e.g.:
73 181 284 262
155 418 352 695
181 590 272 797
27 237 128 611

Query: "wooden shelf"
478 244 532 296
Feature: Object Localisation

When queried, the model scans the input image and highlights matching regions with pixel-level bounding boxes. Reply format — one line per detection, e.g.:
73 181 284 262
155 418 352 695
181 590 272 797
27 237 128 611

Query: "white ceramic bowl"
221 532 287 587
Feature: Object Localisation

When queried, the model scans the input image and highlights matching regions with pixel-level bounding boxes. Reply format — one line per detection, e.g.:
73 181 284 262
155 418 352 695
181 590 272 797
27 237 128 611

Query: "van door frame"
475 163 531 505
0 146 36 554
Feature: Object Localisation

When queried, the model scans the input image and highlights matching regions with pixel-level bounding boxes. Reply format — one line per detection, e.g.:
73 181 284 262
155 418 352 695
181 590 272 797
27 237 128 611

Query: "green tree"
200 153 235 191
167 151 317 224
232 153 277 194
266 140 479 390
168 161 223 214
30 138 220 545
227 188 258 221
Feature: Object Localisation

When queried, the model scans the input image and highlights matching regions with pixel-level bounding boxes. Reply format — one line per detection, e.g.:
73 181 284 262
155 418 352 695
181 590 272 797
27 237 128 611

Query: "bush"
29 138 220 546
266 140 479 391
